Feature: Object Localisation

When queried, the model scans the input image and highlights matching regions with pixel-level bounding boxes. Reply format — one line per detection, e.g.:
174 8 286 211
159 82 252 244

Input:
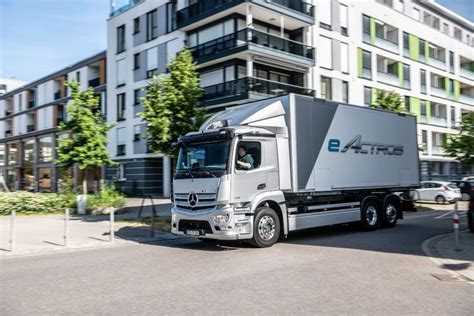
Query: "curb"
421 230 474 284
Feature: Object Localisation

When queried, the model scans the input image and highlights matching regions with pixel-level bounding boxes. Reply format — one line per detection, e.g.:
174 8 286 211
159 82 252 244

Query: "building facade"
0 78 28 96
106 0 473 197
0 52 107 192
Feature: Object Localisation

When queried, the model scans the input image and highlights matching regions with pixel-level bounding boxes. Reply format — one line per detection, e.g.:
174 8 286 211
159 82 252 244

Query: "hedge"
0 192 68 215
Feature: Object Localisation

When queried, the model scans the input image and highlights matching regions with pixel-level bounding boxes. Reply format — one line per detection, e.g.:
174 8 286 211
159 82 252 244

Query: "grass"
118 216 172 233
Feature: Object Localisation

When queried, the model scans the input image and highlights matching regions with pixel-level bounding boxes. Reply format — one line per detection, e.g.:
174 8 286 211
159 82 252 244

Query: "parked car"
468 192 474 233
415 181 461 204
462 176 474 181
450 180 474 201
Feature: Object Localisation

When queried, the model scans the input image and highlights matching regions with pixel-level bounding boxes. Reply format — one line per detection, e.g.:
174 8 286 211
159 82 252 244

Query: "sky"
0 0 473 83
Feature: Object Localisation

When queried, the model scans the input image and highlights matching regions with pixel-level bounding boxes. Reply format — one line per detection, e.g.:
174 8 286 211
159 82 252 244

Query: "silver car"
415 181 461 204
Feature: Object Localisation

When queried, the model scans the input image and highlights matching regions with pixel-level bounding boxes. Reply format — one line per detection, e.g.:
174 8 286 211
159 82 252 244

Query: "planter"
90 207 125 215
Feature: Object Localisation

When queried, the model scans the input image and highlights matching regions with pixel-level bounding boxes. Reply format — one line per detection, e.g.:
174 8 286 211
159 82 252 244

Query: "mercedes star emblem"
188 192 198 207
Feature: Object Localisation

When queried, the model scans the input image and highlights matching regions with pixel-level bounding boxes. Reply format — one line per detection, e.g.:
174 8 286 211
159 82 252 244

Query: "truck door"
230 138 278 204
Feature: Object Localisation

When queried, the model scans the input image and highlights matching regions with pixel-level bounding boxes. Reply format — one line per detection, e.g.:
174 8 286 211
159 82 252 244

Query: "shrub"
0 192 67 215
86 184 125 211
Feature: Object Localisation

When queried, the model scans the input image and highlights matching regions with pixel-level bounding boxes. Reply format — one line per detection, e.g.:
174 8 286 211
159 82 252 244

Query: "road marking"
434 211 467 219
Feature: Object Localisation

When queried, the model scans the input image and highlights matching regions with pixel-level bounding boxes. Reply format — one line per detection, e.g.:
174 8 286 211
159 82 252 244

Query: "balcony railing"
56 117 66 126
27 125 36 132
28 100 36 108
190 28 314 62
374 36 399 53
5 109 13 116
460 67 474 80
377 71 399 86
110 0 144 17
177 0 314 28
431 86 446 98
5 130 12 137
88 78 101 88
430 116 447 127
432 145 445 156
427 57 445 70
201 77 315 102
362 68 372 79
459 94 474 105
419 115 427 124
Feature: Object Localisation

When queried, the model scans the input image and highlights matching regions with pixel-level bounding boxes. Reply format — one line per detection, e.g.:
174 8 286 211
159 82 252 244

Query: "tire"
381 198 399 228
468 211 474 233
435 195 446 204
360 199 380 231
250 207 281 248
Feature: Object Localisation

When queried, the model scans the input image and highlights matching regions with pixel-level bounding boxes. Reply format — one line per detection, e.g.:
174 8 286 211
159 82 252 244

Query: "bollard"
9 209 16 252
150 211 155 238
64 208 70 246
453 201 461 251
110 208 115 243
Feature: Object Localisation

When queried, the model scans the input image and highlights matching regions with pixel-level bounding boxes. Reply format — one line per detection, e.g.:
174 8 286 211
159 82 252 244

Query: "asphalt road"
1 208 472 315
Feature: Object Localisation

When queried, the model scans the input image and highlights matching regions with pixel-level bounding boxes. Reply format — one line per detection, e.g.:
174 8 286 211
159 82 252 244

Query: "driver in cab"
236 146 254 170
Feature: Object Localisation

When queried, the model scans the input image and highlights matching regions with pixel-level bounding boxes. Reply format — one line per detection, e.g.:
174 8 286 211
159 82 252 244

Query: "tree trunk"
83 168 88 195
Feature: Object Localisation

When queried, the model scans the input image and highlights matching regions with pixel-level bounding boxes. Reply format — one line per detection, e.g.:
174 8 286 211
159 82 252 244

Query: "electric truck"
171 94 420 247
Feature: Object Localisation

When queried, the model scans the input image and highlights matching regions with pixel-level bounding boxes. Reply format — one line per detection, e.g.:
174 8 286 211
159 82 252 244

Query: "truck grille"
174 193 217 212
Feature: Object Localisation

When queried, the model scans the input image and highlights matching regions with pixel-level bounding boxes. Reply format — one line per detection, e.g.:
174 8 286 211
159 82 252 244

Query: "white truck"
171 94 420 247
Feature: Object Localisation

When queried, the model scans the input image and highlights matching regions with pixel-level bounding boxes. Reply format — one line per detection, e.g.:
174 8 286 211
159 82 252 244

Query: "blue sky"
0 0 473 82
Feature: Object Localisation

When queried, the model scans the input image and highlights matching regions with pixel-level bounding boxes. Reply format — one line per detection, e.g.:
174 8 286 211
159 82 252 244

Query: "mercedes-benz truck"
171 94 420 247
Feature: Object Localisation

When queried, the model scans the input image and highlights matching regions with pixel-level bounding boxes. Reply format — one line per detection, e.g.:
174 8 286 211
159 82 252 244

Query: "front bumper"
171 206 253 240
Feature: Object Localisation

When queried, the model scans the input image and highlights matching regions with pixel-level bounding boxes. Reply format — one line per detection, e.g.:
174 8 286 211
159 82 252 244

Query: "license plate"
185 230 202 236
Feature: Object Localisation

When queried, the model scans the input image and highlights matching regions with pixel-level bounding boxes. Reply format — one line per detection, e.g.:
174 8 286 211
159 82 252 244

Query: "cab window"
235 141 261 171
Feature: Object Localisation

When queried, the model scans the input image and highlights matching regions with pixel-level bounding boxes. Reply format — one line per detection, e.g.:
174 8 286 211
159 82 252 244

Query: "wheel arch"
383 193 403 219
251 191 288 235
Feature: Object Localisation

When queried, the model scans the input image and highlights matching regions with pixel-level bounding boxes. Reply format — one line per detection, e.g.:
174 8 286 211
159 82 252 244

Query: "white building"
0 78 27 96
0 52 107 192
104 0 472 196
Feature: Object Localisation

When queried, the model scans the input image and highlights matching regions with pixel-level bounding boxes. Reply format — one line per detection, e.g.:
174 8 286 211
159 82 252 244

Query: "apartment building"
0 78 28 96
106 0 473 196
0 52 107 192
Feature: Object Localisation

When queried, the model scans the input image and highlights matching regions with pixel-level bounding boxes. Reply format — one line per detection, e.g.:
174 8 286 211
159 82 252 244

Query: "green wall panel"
425 100 431 123
398 62 403 86
408 34 419 60
409 97 421 121
357 48 363 77
453 80 460 101
370 17 376 45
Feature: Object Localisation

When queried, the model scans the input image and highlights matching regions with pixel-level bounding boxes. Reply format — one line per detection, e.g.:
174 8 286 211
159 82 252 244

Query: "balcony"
201 76 315 106
459 94 474 106
56 117 65 126
374 36 399 53
432 145 445 156
28 100 35 108
27 125 36 133
110 0 144 17
377 71 399 87
88 78 101 88
117 144 126 156
430 116 447 127
419 115 427 124
427 57 445 70
190 28 314 66
5 130 12 137
431 86 446 99
460 67 474 80
177 0 314 31
5 109 13 116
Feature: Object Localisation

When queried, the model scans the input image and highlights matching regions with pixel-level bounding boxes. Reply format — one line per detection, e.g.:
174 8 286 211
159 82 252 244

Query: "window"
134 53 140 70
412 8 420 21
117 127 126 156
133 125 142 141
342 81 349 103
362 50 372 79
76 71 81 83
364 87 372 106
116 59 126 86
420 69 426 93
146 46 158 78
117 164 126 180
147 9 158 41
403 64 410 82
236 141 261 170
449 51 454 73
319 36 332 69
320 76 332 100
363 15 370 35
166 2 177 32
133 17 140 34
340 4 348 36
421 101 427 116
7 143 18 166
38 136 53 162
450 107 456 126
134 89 142 105
319 0 332 30
443 23 449 35
419 39 426 59
23 139 35 164
117 25 126 53
117 93 126 121
0 144 5 167
403 32 409 53
18 94 22 111
340 42 348 73
454 27 462 40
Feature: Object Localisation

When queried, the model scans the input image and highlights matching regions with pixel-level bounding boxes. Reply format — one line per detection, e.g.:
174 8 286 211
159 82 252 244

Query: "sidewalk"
0 198 174 257
424 230 474 282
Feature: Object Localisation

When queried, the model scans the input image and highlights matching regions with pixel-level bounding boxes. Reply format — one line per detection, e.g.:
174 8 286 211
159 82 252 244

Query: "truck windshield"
176 140 231 174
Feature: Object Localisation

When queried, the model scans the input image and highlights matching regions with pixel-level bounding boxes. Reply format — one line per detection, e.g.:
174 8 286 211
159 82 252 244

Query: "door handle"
257 183 266 190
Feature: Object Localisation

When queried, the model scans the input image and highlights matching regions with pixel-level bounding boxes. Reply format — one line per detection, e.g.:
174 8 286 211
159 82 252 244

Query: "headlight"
212 210 233 230
171 214 177 224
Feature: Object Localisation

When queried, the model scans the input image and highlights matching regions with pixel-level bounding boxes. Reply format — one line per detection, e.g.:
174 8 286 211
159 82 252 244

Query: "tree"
55 81 115 195
139 48 205 157
371 89 404 113
444 112 474 166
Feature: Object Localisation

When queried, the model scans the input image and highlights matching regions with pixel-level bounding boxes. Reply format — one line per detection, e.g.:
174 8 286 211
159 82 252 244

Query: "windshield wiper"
192 166 217 178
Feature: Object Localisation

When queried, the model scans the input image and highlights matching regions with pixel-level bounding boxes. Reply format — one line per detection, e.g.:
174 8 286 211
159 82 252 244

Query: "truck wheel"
361 200 380 231
381 200 399 228
250 207 281 248
435 195 446 204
